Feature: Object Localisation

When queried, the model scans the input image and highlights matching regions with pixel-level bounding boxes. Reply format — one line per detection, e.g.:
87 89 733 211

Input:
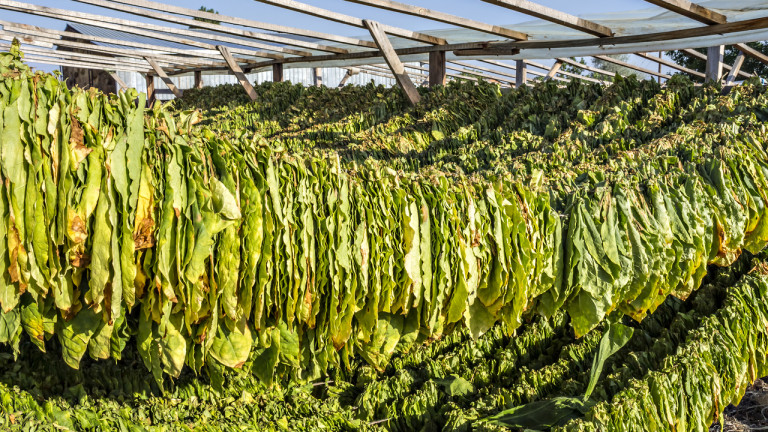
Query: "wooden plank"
735 43 768 65
450 60 517 80
145 57 183 98
429 51 446 87
194 71 203 89
482 0 613 37
515 59 527 87
337 68 359 87
74 0 344 55
682 48 753 78
217 46 258 101
12 53 149 72
725 52 746 85
0 39 157 69
273 64 284 82
109 72 128 90
78 0 377 48
313 67 323 86
634 52 705 78
705 45 724 82
253 0 446 45
145 74 155 107
364 20 421 105
346 0 527 40
546 60 563 79
643 0 726 25
593 55 672 79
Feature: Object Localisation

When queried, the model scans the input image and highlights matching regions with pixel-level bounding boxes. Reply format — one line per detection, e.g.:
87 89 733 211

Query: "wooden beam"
634 52 705 78
273 64 284 82
337 68 359 87
429 51 446 87
725 52 746 85
194 71 203 89
217 46 258 101
682 48 753 79
145 74 155 107
482 0 613 37
643 0 726 25
735 43 768 65
74 0 344 55
450 60 517 81
313 67 323 86
593 55 672 79
364 20 421 105
145 57 183 98
546 60 563 79
76 0 377 48
345 0 527 40
705 45 724 82
0 39 156 69
515 59 527 87
109 72 129 90
253 0 446 45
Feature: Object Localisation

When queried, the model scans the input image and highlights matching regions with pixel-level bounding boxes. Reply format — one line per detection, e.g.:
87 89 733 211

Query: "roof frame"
481 0 613 37
643 0 727 25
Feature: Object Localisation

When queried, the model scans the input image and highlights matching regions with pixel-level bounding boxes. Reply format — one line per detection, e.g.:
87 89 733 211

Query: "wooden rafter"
593 55 672 79
643 0 726 25
364 20 421 105
217 46 259 101
145 57 183 98
345 0 527 40
725 53 746 85
557 57 616 77
547 61 563 79
682 48 753 79
253 0 446 45
634 52 705 79
482 0 613 37
735 43 768 65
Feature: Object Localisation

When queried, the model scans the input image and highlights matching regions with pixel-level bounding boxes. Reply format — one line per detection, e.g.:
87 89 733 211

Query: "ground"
711 378 768 431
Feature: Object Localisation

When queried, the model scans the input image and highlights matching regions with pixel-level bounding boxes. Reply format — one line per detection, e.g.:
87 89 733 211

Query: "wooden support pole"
364 19 421 105
725 53 746 85
273 63 284 82
705 45 724 82
145 57 183 98
217 45 258 101
108 72 128 90
313 67 323 86
515 59 527 87
338 68 359 87
546 60 563 79
429 51 446 87
194 70 203 89
145 73 155 107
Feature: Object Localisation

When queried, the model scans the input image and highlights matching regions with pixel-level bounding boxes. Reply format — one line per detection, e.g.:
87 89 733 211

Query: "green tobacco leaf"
209 319 253 369
436 375 475 397
484 397 594 430
583 318 634 401
211 177 241 220
57 307 101 369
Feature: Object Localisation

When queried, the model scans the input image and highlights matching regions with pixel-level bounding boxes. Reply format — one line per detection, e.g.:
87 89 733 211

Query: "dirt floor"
711 379 768 431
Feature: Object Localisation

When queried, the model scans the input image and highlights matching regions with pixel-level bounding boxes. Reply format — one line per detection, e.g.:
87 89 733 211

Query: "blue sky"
2 0 662 72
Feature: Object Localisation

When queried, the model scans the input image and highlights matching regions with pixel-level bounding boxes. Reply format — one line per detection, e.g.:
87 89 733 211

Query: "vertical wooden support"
313 67 323 86
145 73 155 107
145 57 183 98
273 63 284 82
429 51 446 87
194 70 203 89
363 19 421 105
725 53 746 85
216 45 259 101
546 60 563 80
516 59 527 87
705 45 724 82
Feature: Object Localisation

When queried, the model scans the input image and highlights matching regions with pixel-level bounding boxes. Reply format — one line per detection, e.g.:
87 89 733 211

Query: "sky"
1 0 668 74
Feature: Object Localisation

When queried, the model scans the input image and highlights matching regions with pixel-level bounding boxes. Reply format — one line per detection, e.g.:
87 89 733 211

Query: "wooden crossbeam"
145 57 183 98
364 20 421 105
634 52 705 78
558 57 616 77
0 39 156 69
482 0 613 37
81 0 377 49
594 55 672 79
253 0 446 45
735 43 768 65
9 53 148 73
725 53 746 85
75 0 344 55
217 46 259 101
682 48 753 79
643 0 726 25
345 0 527 40
547 61 563 79
450 60 517 81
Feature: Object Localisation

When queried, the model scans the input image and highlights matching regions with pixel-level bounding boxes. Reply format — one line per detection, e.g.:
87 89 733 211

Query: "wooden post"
725 52 746 85
705 45 724 82
145 73 155 107
217 45 258 101
546 60 563 80
194 70 203 89
313 67 323 86
515 59 527 87
145 57 183 98
109 71 128 90
364 19 421 105
273 63 284 82
429 51 446 87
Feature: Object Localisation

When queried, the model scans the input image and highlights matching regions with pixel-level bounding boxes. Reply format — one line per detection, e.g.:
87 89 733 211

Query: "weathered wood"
364 20 421 105
546 60 563 79
705 45 724 82
429 51 446 87
145 57 183 98
273 64 284 82
337 68 360 87
194 71 203 89
725 52 746 85
682 48 753 78
557 57 616 77
593 55 672 79
450 60 517 80
217 46 259 101
735 43 768 65
74 0 343 55
515 59 527 87
643 0 726 25
0 38 156 69
313 67 323 86
98 0 377 48
145 74 155 107
482 0 613 37
253 0 446 45
346 0 527 40
109 72 129 90
634 52 705 78
9 53 148 72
